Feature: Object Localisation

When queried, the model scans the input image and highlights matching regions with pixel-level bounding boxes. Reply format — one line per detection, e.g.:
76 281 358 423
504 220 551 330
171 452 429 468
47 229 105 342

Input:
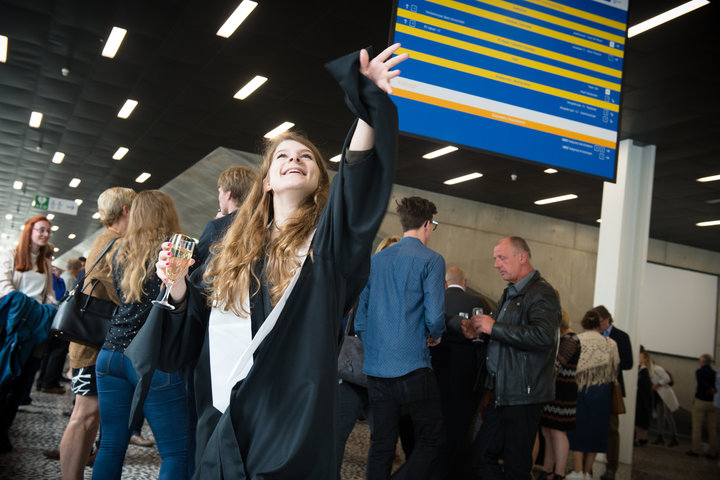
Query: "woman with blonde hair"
137 45 406 478
0 215 56 453
92 190 190 479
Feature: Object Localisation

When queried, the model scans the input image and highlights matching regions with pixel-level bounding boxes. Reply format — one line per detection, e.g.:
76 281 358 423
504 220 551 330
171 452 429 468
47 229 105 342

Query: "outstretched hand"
359 43 409 94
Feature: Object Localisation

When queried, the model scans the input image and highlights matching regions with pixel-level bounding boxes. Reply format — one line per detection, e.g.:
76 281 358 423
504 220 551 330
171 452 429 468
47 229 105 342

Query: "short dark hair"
581 309 601 330
396 196 437 232
508 236 531 259
218 167 258 207
593 305 613 324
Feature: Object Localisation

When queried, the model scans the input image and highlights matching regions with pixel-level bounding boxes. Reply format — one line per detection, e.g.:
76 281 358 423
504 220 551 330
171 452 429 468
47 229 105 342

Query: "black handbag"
50 238 118 347
337 308 367 388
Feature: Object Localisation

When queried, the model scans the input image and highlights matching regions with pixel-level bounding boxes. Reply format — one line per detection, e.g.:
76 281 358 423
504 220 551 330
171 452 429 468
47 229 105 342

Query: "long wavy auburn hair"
115 190 182 303
15 215 51 273
204 132 330 315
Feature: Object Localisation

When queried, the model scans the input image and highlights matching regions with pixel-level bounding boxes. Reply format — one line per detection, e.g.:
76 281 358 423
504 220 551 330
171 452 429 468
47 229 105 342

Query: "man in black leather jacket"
467 236 560 479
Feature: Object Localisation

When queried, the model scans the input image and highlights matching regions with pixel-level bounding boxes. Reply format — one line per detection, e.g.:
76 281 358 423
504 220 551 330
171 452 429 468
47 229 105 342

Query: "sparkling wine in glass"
472 307 485 343
152 233 195 310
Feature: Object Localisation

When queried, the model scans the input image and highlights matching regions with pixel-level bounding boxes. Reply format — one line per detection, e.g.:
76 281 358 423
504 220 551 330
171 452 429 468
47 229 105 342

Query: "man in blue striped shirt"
356 196 446 480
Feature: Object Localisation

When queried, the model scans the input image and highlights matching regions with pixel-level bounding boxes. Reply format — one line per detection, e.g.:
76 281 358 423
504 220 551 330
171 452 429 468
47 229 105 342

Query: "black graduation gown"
125 49 397 479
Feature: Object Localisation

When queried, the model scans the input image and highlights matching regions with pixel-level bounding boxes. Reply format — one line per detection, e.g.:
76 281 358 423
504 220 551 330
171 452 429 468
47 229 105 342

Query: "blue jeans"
93 349 189 480
366 368 445 480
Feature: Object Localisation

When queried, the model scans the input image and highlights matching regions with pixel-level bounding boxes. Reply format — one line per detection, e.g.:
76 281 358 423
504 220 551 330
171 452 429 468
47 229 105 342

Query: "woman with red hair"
0 215 57 452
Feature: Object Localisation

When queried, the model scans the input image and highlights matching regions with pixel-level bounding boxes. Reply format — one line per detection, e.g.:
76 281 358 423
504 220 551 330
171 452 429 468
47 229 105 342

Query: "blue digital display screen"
390 0 629 180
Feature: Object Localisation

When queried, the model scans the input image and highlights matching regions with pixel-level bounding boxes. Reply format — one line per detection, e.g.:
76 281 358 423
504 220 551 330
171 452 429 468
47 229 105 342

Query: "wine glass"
152 233 195 310
472 307 485 343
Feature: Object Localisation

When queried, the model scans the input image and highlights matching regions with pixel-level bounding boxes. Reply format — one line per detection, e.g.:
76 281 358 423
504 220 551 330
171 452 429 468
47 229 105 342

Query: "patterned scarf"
575 330 619 391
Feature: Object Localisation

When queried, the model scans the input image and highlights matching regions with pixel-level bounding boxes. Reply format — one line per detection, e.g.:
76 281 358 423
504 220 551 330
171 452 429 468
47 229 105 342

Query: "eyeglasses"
33 227 52 236
430 220 438 231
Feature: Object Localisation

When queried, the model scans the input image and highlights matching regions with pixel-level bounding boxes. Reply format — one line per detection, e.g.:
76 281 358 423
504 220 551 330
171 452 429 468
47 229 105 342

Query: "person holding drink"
92 190 191 480
131 45 405 478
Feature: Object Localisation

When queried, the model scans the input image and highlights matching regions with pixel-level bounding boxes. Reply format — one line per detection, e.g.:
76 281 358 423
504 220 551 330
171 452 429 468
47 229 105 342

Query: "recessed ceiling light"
234 75 267 100
69 178 81 188
29 111 43 128
329 154 341 163
444 172 483 185
697 174 720 183
5 214 12 220
74 199 83 206
52 152 65 164
0 35 7 63
706 199 720 205
423 146 458 159
544 168 558 174
92 212 101 219
12 180 23 190
46 213 55 220
264 122 294 139
135 172 151 183
596 219 602 223
628 0 709 37
68 233 76 239
113 147 129 160
53 247 59 252
696 220 720 227
117 99 138 119
217 0 258 38
534 194 578 205
51 225 59 231
102 26 127 58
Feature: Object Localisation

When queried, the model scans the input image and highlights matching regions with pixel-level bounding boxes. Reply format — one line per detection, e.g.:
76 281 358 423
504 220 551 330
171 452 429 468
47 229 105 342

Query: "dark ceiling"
0 0 718 256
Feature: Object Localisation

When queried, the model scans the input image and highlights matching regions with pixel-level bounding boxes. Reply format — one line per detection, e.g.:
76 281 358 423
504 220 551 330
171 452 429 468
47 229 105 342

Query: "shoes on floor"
705 452 719 459
0 431 12 454
685 450 699 457
633 439 648 447
130 434 155 447
652 435 664 445
39 386 66 394
668 436 679 447
42 449 60 460
565 471 584 480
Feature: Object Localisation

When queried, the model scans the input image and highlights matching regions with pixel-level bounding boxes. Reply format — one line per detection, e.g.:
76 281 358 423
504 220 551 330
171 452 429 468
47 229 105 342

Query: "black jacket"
485 270 560 406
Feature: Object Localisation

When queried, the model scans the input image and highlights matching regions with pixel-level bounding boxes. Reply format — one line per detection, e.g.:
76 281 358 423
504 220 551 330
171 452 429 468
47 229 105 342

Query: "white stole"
208 232 314 413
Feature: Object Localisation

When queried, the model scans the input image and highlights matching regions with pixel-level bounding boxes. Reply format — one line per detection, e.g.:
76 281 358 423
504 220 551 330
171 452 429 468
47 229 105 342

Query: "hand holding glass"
472 307 485 343
152 233 195 310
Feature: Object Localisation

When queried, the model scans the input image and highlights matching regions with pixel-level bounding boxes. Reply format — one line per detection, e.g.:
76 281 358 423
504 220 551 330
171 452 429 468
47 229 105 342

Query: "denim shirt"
355 237 446 378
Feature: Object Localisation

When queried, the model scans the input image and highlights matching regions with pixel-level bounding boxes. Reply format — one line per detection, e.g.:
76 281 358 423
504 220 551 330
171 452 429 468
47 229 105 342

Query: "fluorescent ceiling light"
217 1 258 38
697 174 720 183
46 213 55 220
68 233 76 239
51 225 59 231
423 146 458 159
102 27 127 58
92 212 101 219
264 122 294 139
5 214 12 220
444 172 483 185
136 172 151 183
628 0 709 37
117 99 138 118
544 168 558 174
234 75 267 100
534 194 578 205
52 152 65 164
13 180 22 190
329 154 341 163
69 178 81 188
113 147 129 160
74 199 83 206
696 220 720 227
29 111 43 128
0 35 7 63
596 219 602 223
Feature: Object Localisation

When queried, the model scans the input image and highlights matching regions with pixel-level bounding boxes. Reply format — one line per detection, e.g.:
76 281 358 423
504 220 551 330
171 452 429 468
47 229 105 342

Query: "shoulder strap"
84 237 119 278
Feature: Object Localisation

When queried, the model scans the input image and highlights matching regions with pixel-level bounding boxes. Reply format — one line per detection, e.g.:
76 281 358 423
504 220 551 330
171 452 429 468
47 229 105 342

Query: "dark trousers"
1 356 41 437
471 399 542 480
336 379 373 479
366 368 445 480
37 336 69 388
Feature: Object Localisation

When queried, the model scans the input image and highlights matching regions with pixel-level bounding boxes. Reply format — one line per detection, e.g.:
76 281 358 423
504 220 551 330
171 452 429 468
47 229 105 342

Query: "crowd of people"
1 44 719 480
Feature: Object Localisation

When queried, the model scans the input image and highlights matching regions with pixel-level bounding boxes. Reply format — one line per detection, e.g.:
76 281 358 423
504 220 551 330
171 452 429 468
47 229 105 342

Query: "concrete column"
593 138 656 465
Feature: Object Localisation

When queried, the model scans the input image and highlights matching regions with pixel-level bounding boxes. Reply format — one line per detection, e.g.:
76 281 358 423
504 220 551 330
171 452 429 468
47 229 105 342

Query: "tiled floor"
1 388 718 479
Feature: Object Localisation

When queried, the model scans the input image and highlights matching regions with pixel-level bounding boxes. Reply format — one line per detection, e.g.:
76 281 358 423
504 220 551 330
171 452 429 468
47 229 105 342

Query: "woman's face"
30 220 51 250
265 139 320 200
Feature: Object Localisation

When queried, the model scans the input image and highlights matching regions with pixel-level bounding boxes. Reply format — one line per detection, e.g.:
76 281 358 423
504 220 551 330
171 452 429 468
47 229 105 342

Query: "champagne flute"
472 307 485 343
152 233 195 310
